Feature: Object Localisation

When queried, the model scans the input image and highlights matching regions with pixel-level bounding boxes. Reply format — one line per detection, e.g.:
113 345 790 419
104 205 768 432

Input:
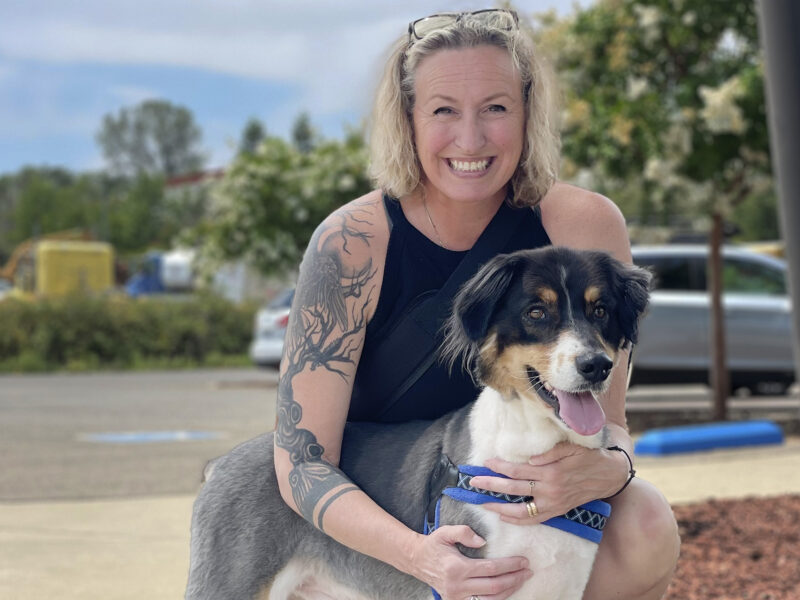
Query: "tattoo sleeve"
275 204 377 531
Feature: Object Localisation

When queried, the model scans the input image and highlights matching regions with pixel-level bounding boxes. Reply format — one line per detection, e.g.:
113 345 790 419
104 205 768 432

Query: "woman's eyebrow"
425 92 515 104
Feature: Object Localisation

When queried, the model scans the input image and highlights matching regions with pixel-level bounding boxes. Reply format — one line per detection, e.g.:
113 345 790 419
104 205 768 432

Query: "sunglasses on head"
407 8 519 42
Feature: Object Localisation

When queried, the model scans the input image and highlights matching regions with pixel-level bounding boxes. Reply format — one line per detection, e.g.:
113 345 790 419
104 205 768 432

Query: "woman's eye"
593 306 607 319
487 104 507 113
528 308 546 320
433 107 455 115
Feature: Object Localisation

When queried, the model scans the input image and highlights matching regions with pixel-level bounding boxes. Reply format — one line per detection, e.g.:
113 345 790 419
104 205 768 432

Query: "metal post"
756 0 800 392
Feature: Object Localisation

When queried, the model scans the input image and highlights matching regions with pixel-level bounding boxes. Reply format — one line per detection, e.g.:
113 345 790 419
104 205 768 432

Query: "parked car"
249 289 294 368
630 244 795 395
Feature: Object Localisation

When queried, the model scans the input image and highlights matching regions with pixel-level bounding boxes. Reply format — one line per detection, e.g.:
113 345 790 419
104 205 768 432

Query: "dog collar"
424 454 611 541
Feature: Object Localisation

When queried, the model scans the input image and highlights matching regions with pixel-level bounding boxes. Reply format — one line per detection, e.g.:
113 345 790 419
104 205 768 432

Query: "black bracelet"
605 445 636 498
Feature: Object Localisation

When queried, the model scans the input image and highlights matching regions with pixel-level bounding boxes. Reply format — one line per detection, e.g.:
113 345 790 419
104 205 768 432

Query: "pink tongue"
554 390 606 436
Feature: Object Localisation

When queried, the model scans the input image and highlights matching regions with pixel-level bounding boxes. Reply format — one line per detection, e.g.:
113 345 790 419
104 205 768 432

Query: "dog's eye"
593 306 607 319
528 308 546 320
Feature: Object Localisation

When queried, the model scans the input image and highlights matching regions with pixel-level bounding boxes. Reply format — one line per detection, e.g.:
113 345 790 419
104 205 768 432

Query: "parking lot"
1 368 799 599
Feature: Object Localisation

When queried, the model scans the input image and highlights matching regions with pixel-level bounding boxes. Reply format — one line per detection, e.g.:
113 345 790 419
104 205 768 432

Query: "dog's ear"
613 261 652 347
441 253 521 373
456 252 522 340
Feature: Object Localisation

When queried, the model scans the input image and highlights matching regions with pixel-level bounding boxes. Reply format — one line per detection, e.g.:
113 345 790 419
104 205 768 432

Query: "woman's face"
412 45 525 205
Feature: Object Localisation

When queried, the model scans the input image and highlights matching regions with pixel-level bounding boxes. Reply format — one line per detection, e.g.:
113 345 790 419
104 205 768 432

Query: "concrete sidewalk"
2 438 799 600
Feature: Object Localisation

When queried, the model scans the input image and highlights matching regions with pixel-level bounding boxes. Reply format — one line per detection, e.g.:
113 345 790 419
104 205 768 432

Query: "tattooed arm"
273 193 429 564
273 194 382 529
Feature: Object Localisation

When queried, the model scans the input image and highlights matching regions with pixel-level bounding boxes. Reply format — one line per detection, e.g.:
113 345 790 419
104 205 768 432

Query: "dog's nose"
576 353 613 383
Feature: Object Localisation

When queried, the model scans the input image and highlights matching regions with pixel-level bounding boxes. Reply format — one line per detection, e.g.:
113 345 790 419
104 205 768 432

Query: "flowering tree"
185 128 371 278
536 0 774 415
537 0 771 229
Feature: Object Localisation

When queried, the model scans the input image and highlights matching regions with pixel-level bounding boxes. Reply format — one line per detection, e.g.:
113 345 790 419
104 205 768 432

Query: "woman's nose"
454 115 486 152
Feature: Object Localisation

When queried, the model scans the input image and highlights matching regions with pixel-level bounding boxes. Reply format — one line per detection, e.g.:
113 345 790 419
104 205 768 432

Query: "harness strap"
424 455 611 540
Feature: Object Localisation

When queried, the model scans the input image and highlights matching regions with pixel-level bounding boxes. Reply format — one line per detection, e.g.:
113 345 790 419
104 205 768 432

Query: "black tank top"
348 193 551 423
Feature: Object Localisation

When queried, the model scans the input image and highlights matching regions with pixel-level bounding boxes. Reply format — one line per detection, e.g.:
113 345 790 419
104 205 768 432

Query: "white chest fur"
464 387 607 599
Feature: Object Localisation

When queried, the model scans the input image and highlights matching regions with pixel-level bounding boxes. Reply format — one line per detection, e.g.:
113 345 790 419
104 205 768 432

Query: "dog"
185 246 651 600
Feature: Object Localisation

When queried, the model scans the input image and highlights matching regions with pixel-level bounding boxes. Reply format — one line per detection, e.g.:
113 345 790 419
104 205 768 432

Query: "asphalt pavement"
1 368 799 600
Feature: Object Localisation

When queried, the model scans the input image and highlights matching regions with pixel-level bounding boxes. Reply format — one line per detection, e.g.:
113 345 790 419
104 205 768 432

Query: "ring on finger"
470 596 481 600
525 499 538 518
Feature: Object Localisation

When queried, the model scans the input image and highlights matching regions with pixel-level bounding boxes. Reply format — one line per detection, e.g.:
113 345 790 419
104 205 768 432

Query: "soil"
664 494 800 600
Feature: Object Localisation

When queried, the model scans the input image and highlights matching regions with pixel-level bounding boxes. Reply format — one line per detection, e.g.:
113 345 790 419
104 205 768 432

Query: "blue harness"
423 455 612 600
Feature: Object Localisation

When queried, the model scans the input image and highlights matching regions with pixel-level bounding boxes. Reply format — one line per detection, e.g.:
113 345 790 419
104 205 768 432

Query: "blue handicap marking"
81 430 223 444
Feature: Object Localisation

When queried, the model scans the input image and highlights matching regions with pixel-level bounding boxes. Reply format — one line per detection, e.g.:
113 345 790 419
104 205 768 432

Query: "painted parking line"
79 430 225 444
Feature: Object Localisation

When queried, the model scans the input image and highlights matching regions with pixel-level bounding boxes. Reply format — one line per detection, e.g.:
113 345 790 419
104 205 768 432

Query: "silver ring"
471 596 480 600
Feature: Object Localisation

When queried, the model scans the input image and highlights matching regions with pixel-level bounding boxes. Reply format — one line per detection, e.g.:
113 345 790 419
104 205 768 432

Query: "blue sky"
0 1 589 176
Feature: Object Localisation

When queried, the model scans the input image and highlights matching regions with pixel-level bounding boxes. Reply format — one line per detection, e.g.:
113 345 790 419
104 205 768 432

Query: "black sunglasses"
407 8 519 42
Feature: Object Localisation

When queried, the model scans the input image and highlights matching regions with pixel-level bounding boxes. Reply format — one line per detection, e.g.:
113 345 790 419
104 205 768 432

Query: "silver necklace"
421 188 447 248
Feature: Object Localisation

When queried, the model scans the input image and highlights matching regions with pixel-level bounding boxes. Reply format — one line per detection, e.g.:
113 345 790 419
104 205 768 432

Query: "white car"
249 289 294 368
631 245 795 395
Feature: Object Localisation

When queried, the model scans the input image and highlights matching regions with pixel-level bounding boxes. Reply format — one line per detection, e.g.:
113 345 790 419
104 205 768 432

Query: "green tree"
291 112 316 154
0 167 185 257
8 169 102 244
106 174 169 253
96 99 206 178
239 118 267 156
185 128 371 277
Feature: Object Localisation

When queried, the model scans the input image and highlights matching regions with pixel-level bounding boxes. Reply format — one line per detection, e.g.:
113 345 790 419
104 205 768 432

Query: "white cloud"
0 0 590 172
0 0 583 115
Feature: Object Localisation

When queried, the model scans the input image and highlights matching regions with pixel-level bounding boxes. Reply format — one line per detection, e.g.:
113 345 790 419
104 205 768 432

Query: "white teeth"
449 159 490 172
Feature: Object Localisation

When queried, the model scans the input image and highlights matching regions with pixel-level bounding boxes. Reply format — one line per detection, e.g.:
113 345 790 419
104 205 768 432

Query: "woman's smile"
446 157 494 174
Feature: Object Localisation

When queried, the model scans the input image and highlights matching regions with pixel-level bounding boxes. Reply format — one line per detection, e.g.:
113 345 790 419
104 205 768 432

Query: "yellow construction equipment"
0 231 114 298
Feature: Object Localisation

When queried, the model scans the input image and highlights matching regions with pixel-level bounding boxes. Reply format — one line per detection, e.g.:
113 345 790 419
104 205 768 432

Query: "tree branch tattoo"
275 205 377 530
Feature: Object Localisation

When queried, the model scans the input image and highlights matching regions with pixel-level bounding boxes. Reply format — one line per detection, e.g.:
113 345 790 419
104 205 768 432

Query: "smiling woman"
187 8 680 600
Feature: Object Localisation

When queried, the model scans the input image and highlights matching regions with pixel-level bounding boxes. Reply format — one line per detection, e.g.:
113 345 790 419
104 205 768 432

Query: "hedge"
0 293 256 372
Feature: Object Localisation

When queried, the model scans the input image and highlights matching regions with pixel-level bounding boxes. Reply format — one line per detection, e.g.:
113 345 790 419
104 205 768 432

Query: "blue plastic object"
125 252 165 297
635 420 784 456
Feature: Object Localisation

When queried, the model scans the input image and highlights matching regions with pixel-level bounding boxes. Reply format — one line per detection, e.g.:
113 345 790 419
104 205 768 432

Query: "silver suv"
630 245 795 395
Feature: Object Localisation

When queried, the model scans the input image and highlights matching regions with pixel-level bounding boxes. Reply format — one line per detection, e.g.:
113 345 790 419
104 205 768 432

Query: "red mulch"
664 494 800 600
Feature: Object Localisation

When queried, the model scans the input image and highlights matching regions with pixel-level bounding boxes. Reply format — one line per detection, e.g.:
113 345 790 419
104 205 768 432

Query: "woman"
274 10 680 600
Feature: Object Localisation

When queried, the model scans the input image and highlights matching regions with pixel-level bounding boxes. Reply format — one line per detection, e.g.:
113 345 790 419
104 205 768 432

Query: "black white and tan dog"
185 246 651 599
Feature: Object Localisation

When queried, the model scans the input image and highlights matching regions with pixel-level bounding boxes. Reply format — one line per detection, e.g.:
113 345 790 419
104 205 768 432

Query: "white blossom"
626 76 650 100
699 76 746 134
634 5 661 45
574 168 597 190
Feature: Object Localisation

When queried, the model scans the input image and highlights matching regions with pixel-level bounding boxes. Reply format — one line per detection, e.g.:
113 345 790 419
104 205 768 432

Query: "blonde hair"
368 12 561 208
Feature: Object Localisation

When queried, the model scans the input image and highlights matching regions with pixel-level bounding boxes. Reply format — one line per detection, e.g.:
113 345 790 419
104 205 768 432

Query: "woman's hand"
469 443 628 525
407 525 532 599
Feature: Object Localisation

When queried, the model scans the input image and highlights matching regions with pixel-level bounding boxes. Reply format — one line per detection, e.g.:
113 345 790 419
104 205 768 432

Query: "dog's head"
442 246 651 436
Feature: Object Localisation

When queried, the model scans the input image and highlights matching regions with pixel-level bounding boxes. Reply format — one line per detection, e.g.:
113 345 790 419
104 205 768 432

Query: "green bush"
0 293 256 372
